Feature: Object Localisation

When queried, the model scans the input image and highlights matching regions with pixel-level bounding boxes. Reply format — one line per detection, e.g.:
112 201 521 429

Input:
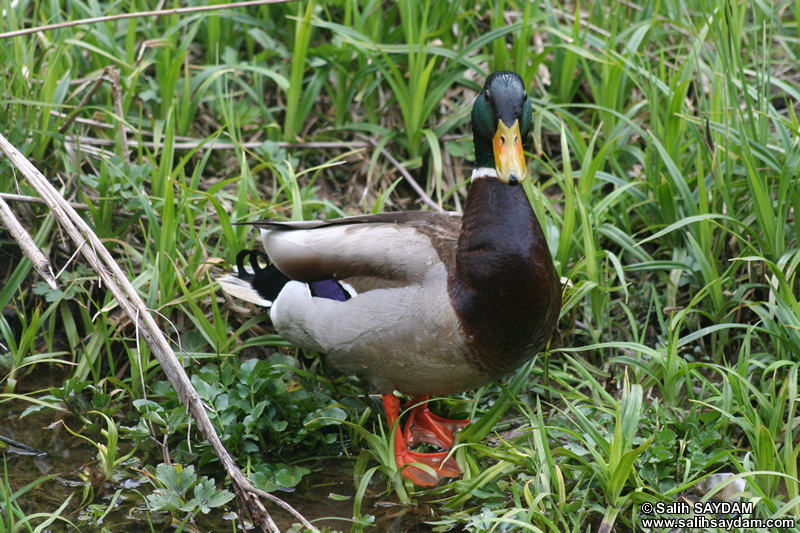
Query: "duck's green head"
471 71 532 185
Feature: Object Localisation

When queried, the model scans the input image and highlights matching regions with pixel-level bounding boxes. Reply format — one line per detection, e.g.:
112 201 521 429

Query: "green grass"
2 0 800 531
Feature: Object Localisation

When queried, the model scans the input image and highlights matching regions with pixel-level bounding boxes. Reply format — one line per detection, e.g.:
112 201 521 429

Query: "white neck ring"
471 168 498 181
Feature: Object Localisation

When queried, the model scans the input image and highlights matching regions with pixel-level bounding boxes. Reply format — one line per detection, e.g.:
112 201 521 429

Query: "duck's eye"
501 135 506 143
485 90 492 101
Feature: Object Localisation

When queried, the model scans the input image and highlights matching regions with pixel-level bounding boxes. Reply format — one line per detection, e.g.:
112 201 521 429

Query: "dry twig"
0 195 57 290
0 192 92 211
108 68 129 160
64 135 372 152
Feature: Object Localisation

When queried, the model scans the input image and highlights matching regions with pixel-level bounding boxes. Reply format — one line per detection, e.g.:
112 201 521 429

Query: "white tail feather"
217 275 273 307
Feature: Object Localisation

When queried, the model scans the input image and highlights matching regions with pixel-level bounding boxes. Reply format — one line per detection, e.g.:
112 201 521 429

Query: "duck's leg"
382 394 461 487
403 395 470 449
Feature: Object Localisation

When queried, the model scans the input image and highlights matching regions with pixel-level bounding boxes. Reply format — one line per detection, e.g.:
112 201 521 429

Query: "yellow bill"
492 119 527 185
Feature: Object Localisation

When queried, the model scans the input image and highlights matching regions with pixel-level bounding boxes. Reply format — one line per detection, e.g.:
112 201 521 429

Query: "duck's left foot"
394 446 462 487
403 395 470 449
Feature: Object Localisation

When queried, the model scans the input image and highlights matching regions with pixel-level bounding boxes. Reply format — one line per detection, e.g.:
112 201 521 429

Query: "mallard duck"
220 71 561 486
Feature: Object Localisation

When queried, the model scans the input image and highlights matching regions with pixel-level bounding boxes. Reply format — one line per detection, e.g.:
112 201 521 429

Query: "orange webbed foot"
394 446 461 486
382 394 468 487
403 395 470 449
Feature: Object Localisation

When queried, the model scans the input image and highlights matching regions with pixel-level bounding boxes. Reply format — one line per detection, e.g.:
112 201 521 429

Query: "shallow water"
1 398 452 532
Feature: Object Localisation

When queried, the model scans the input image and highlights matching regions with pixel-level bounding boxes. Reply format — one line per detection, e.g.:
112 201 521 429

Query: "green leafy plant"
63 410 137 482
145 463 235 517
131 354 351 488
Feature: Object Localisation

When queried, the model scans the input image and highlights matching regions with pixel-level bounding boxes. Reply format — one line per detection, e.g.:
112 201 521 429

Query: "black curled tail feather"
231 249 352 304
235 249 292 303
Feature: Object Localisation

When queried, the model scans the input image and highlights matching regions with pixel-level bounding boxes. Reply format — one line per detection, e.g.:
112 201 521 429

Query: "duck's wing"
248 211 462 290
